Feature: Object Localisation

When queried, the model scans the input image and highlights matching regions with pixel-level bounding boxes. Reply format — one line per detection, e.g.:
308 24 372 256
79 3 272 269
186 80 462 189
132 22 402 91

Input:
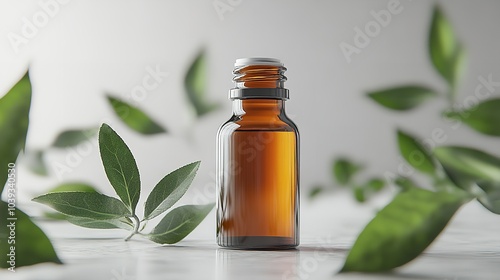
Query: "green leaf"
365 178 385 192
148 203 214 244
448 44 467 91
333 158 361 185
353 188 366 202
144 161 201 220
341 188 466 272
308 185 324 199
184 51 220 117
52 127 98 148
440 165 474 192
23 150 48 176
33 192 131 219
0 70 31 194
367 86 437 111
42 182 99 220
65 216 134 230
476 182 500 214
397 130 436 176
47 182 99 193
0 201 61 268
394 176 420 191
43 212 67 220
429 5 465 88
446 98 500 136
99 123 141 213
106 95 166 135
434 146 500 182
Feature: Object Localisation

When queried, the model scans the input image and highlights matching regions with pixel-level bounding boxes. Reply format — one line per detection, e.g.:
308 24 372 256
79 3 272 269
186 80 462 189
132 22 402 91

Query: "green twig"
125 215 141 241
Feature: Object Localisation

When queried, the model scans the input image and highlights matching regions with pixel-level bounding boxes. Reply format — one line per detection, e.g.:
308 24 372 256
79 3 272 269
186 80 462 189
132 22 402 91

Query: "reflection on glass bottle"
216 58 300 249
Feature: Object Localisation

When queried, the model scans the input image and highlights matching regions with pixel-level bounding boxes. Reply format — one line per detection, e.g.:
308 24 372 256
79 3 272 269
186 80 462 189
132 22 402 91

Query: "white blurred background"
1 0 499 224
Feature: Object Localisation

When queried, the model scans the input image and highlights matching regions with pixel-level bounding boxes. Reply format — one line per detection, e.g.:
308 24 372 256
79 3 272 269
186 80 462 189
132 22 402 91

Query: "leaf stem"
124 215 141 241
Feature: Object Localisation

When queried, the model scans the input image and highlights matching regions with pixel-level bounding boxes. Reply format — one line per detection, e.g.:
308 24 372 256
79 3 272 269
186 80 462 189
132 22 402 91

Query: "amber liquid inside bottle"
216 61 299 249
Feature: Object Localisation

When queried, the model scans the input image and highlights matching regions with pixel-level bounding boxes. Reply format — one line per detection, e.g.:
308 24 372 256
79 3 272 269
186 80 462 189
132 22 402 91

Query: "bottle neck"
232 99 285 117
230 63 289 100
234 65 286 88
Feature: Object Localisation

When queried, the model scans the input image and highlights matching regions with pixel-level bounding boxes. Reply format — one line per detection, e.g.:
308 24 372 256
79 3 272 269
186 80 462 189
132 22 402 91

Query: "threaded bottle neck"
229 58 289 100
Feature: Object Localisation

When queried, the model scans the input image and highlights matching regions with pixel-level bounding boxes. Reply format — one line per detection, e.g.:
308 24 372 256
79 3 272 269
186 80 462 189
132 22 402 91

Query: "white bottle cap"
234 58 283 67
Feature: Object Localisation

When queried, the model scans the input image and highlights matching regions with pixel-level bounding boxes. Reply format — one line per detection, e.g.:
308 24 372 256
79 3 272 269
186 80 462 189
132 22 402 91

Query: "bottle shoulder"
218 114 299 133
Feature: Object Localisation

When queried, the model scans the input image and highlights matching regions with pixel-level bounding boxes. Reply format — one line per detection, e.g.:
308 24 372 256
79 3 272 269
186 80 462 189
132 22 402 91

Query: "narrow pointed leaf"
446 98 500 136
448 45 467 90
52 127 98 147
148 203 214 244
367 86 437 111
99 123 141 212
65 216 134 230
1 201 61 268
333 158 362 185
308 185 325 199
434 146 500 182
398 130 436 176
429 5 464 87
184 51 220 117
106 95 166 135
341 188 466 272
33 192 131 219
0 70 31 194
144 161 201 220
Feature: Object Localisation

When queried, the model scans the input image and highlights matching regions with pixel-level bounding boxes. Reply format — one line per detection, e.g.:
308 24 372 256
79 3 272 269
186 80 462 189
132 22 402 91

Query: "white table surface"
2 192 500 280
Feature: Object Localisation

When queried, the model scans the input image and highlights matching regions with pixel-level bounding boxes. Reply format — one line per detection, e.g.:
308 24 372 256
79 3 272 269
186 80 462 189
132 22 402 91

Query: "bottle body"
216 59 299 249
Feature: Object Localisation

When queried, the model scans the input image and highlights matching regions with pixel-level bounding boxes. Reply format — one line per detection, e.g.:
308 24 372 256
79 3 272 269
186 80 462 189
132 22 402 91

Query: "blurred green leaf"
43 212 67 220
476 181 500 214
308 185 325 199
99 123 141 213
144 161 201 220
0 70 31 194
106 95 166 135
398 130 436 176
365 178 385 192
65 216 134 230
353 188 366 202
33 192 131 220
440 165 474 192
148 203 214 244
341 188 466 272
434 146 500 182
52 127 98 148
367 86 437 111
23 150 48 176
47 182 98 193
184 51 220 117
446 98 500 136
0 201 61 268
333 158 362 185
429 5 465 88
448 45 467 90
394 176 420 191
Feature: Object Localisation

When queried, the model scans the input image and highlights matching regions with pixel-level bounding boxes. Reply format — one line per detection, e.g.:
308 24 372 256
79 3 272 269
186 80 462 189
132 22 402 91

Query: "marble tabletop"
2 192 499 280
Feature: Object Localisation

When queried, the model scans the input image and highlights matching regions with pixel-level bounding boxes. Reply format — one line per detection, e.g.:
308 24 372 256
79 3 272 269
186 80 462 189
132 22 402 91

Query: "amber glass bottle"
216 58 299 249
